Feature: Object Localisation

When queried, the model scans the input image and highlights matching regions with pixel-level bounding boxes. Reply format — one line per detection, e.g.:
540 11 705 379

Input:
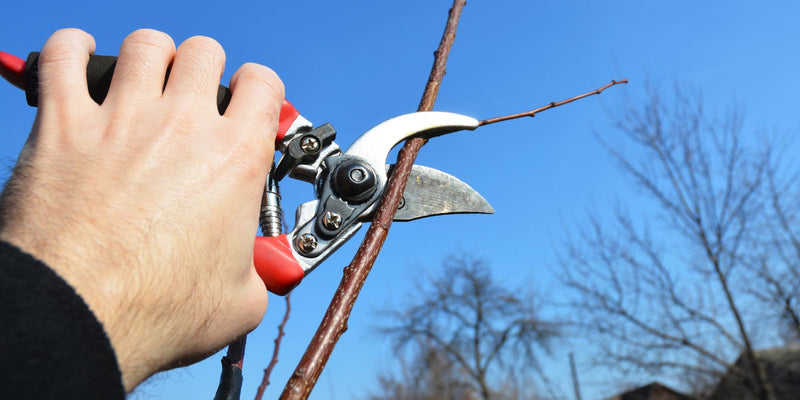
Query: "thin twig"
254 294 292 400
478 79 628 126
278 1 467 399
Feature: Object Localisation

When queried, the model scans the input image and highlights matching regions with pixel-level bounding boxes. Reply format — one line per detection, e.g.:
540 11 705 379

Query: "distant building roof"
709 342 800 400
608 382 690 400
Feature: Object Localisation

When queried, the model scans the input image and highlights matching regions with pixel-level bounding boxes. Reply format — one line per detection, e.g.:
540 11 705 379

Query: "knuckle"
38 44 79 66
123 29 176 54
51 28 87 38
236 63 285 99
50 28 92 42
40 29 95 65
179 36 226 66
162 102 199 136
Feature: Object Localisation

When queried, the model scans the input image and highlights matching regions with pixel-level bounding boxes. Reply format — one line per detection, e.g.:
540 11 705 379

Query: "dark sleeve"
0 240 125 400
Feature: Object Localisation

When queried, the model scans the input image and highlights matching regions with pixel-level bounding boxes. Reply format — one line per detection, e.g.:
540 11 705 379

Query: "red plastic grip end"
0 51 26 90
277 99 300 142
253 234 304 295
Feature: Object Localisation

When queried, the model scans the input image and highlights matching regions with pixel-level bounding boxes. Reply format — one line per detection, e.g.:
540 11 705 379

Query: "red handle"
0 51 26 90
277 99 300 142
253 235 305 295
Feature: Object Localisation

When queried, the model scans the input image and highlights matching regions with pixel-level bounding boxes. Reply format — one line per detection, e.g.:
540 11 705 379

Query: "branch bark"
254 294 291 400
478 79 628 126
279 1 468 399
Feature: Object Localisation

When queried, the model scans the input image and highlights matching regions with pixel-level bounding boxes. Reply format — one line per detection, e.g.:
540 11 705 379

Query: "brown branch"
254 294 292 400
278 1 467 399
478 79 628 126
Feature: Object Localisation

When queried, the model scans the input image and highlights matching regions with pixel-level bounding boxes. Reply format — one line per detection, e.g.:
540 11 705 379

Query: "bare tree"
378 254 559 400
558 86 800 399
743 161 800 343
368 339 478 400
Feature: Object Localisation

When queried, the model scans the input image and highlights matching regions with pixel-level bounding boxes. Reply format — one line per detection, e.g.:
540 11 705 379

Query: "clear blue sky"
1 1 799 399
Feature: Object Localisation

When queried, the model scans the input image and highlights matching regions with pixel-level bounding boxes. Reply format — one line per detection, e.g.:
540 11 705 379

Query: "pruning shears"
0 51 494 295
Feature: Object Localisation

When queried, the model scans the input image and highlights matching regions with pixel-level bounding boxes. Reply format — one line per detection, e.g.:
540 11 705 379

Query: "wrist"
1 229 156 392
0 238 126 397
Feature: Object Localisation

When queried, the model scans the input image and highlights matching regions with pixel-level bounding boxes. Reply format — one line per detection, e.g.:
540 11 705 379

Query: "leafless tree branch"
277 2 628 398
478 79 628 126
254 294 291 400
378 254 559 400
278 2 468 398
558 86 797 399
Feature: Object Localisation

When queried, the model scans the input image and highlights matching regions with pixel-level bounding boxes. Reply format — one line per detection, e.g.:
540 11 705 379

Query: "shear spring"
259 169 283 237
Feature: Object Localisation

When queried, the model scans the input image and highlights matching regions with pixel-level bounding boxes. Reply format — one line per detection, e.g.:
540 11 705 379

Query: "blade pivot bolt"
322 211 342 230
296 233 318 253
332 160 377 203
300 136 321 154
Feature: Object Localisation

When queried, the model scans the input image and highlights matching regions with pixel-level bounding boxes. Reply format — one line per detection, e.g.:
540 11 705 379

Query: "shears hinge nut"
331 160 378 203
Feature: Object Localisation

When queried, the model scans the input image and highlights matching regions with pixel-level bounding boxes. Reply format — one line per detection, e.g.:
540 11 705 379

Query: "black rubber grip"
24 52 232 114
212 363 243 400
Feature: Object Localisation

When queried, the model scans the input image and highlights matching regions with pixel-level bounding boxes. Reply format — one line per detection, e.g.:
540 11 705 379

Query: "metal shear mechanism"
254 107 492 294
0 51 495 295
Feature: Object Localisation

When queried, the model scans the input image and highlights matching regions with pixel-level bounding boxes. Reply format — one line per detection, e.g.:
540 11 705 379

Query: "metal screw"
296 233 318 253
397 196 406 210
322 211 342 230
300 136 320 154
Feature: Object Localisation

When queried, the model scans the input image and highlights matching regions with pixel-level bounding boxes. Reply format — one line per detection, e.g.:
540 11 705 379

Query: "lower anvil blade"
391 164 494 221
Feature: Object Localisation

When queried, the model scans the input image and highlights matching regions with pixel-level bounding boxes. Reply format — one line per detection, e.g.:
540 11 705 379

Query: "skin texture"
0 29 283 392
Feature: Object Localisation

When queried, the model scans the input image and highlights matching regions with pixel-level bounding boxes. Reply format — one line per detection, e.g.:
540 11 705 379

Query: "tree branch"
478 79 628 126
278 1 467 398
254 294 291 400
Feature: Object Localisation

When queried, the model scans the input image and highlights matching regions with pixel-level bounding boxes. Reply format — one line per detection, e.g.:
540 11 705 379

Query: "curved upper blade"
392 165 494 221
345 112 479 186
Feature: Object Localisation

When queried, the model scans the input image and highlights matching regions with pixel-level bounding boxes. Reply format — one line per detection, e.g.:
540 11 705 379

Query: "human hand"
0 28 283 391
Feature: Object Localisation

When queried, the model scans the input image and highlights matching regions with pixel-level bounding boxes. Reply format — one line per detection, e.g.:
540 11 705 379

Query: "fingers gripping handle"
0 51 300 142
253 235 305 295
23 52 120 108
1 51 309 294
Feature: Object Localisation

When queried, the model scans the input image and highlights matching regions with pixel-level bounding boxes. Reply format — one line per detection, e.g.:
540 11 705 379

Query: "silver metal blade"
391 165 494 221
346 111 479 187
